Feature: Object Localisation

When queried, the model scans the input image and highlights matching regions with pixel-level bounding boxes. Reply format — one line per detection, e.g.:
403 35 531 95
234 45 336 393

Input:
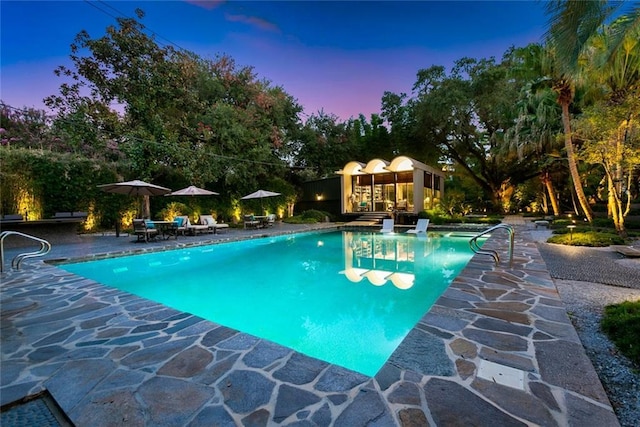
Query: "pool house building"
336 156 445 215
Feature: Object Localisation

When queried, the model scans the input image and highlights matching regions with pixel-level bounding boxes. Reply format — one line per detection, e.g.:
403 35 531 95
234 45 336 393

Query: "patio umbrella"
240 189 281 213
98 180 171 197
98 180 171 218
165 185 219 196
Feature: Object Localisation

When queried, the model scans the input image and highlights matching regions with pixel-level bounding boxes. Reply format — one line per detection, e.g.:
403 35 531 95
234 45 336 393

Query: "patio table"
254 216 268 228
150 221 179 240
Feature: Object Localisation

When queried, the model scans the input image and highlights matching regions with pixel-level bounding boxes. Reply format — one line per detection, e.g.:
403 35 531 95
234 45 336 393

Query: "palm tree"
506 45 565 216
545 0 640 230
507 83 564 216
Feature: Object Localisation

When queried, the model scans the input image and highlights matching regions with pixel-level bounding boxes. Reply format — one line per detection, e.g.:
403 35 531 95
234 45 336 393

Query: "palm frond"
605 4 640 66
544 0 616 73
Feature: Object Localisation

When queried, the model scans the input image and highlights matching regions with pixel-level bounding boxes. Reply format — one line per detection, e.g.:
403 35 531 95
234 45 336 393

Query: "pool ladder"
0 231 51 273
469 224 514 267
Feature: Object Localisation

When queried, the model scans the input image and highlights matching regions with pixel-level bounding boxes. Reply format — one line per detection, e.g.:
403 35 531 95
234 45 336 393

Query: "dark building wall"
297 176 342 217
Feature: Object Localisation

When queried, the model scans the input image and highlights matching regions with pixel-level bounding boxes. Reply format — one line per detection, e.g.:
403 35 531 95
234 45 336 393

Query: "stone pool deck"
1 219 619 426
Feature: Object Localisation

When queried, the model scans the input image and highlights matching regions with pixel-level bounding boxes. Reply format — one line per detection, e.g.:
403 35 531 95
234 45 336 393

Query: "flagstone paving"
1 220 620 426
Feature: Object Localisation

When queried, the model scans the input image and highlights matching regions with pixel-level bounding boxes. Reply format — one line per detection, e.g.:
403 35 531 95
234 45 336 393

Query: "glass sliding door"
372 172 394 211
352 175 372 212
396 171 413 211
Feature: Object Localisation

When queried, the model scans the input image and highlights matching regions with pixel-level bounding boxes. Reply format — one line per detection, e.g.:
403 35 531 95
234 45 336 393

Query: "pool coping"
0 222 620 425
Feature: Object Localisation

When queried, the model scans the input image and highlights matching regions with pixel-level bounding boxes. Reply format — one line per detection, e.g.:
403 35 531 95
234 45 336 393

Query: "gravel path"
538 243 640 288
537 242 640 427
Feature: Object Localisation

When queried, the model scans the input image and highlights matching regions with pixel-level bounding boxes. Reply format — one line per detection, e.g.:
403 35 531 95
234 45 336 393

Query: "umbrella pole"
143 195 151 219
137 196 150 219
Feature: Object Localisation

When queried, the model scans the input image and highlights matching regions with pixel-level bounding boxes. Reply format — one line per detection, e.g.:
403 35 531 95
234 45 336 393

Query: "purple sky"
1 1 548 121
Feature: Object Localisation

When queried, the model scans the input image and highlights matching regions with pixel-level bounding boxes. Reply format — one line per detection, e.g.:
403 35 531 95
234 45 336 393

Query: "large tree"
293 111 357 179
402 57 534 211
45 9 302 206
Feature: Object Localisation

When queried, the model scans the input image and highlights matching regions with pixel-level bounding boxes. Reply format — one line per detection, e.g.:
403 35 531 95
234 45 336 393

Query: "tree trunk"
498 180 514 213
541 191 549 215
560 100 593 222
541 172 561 216
140 195 151 219
607 173 627 235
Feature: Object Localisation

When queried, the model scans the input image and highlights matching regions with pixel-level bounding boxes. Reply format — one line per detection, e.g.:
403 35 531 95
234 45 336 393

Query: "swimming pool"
60 230 482 376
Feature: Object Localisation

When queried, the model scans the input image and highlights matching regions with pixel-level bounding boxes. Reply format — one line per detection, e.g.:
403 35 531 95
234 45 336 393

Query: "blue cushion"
174 217 184 227
145 220 155 229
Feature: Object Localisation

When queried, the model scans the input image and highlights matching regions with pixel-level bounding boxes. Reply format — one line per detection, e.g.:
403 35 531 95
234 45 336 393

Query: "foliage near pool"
547 231 625 247
602 300 640 367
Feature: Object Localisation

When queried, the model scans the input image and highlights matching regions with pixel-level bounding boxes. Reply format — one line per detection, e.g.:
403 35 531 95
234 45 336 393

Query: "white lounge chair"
178 215 208 235
200 215 229 234
406 218 429 234
379 218 394 233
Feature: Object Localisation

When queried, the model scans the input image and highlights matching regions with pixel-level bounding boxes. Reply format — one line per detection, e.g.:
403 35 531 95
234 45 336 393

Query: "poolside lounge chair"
133 219 158 243
173 216 189 236
199 215 229 234
214 220 229 233
198 215 216 234
407 218 429 234
180 216 208 235
379 218 395 233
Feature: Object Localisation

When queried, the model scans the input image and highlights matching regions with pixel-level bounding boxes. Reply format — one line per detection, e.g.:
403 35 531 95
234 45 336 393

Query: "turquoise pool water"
60 230 481 376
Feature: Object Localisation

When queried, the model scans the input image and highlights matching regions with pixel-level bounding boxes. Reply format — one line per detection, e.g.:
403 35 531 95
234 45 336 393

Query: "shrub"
284 209 332 224
625 219 640 230
418 210 446 225
475 216 502 225
547 231 625 246
592 218 615 228
601 300 640 366
300 209 332 222
283 216 317 224
552 225 592 235
158 202 192 221
551 219 573 228
446 217 465 224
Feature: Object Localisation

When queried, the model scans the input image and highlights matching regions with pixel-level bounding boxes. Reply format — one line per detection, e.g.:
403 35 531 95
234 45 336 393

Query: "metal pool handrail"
0 231 52 273
469 224 514 267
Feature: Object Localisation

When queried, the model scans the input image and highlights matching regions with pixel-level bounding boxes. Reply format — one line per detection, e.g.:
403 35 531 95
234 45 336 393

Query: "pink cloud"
225 13 280 33
183 0 225 11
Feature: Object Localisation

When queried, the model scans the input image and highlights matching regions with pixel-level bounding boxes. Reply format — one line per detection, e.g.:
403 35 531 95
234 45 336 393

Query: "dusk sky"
1 1 549 121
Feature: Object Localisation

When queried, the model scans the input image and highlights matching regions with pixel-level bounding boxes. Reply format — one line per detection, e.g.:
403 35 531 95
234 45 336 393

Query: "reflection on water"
341 232 449 289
